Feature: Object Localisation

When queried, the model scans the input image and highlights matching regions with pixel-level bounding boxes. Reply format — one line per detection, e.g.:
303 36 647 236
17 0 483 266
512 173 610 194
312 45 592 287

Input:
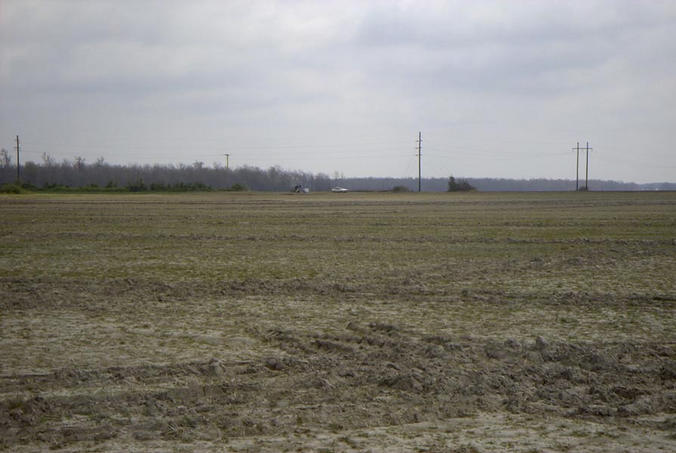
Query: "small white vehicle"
331 187 349 193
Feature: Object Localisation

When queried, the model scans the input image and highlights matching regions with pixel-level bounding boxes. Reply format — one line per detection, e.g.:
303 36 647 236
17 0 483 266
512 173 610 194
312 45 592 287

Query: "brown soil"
1 314 674 451
1 192 674 451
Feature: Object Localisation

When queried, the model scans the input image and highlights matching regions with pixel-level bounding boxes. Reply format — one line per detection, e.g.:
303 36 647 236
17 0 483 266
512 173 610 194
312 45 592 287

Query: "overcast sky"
1 0 675 182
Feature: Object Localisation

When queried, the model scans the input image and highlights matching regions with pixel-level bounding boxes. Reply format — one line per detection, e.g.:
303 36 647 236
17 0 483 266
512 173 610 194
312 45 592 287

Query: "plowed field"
1 192 674 452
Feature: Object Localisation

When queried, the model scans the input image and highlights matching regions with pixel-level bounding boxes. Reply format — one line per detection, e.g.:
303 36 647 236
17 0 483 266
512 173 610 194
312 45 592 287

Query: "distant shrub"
229 183 247 192
42 183 68 191
126 179 147 192
0 183 24 194
392 185 410 192
29 180 211 193
127 180 213 192
447 176 476 192
21 183 39 191
79 184 101 192
167 182 211 192
39 183 120 193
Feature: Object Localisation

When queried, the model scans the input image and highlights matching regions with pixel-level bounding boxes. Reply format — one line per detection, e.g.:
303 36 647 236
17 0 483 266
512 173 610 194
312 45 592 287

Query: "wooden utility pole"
417 131 422 192
573 142 580 191
15 135 20 183
584 142 591 190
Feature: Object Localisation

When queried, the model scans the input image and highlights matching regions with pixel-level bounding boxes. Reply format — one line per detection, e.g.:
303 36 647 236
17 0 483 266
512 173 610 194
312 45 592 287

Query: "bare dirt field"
1 191 675 452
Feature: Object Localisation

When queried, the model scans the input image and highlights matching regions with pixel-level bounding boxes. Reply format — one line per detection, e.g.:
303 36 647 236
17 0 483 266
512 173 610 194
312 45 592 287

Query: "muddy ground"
1 192 674 451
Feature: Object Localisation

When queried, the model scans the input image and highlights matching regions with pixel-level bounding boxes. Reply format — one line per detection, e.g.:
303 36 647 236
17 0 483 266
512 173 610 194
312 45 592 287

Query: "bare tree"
0 148 10 167
74 156 86 170
42 153 56 167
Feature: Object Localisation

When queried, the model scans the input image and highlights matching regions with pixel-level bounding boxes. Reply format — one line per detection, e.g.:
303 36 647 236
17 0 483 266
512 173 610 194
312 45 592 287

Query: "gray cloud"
1 0 675 182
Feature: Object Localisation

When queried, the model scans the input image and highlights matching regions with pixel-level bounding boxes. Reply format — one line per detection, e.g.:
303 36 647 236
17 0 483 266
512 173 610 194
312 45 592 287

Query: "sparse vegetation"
0 183 24 193
447 176 475 192
392 185 411 192
0 191 674 452
3 181 216 193
228 183 247 191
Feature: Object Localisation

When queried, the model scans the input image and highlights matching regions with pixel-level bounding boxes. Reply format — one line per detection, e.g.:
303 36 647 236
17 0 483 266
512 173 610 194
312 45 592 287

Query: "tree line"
1 151 673 192
0 154 332 192
332 177 675 192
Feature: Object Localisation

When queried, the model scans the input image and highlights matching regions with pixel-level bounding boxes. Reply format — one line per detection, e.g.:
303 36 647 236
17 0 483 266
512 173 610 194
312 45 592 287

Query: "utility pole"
417 131 422 192
584 142 591 191
224 153 230 170
15 135 20 183
573 142 580 191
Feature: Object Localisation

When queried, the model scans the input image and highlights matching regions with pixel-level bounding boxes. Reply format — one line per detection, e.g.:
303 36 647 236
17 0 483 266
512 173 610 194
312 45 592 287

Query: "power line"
18 138 407 151
424 145 571 157
594 154 676 169
424 151 570 160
